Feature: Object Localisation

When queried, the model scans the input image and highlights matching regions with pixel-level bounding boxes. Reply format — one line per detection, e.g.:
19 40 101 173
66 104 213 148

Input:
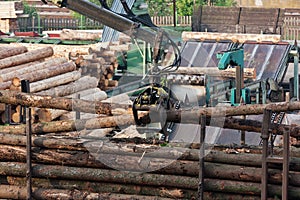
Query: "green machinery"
216 43 251 106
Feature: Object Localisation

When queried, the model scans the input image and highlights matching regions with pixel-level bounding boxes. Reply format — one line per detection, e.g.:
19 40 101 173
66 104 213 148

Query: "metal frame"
261 109 290 200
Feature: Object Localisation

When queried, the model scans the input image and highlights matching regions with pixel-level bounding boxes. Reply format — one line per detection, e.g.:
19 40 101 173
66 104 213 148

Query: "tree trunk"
2 144 300 186
0 162 198 189
0 45 28 59
35 76 99 97
1 133 300 169
0 114 135 134
0 61 41 78
0 47 54 69
30 71 82 93
181 31 281 43
204 179 300 198
0 89 126 115
175 67 256 79
0 81 11 90
0 57 68 82
165 100 300 119
6 176 192 199
12 61 76 86
37 88 107 122
0 144 198 175
0 185 175 200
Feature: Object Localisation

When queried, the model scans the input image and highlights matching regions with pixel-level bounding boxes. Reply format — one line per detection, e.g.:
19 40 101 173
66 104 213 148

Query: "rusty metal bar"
4 104 11 124
261 109 271 200
198 114 206 200
282 126 290 199
21 80 32 200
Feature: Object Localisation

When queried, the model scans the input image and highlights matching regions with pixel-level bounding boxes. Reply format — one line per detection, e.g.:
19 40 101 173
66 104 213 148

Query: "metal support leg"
261 109 271 200
294 47 299 101
261 109 289 200
198 114 206 200
282 128 290 199
21 80 32 200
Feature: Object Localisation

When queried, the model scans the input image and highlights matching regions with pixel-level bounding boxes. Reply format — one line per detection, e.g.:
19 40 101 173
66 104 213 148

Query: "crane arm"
43 0 157 45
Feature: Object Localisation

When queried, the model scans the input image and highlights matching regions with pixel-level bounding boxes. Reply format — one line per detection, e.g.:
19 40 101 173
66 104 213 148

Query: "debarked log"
6 176 194 199
11 61 76 85
181 31 281 43
35 76 99 97
0 162 198 189
0 185 175 200
0 47 53 69
0 45 28 59
30 71 82 93
0 89 128 115
175 67 256 79
0 57 68 82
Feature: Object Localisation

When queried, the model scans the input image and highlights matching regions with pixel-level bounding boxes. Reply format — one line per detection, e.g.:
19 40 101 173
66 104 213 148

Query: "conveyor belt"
180 40 292 83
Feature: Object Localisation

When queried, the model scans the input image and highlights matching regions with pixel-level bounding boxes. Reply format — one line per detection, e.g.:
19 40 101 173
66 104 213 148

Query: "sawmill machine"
41 0 300 143
41 0 185 136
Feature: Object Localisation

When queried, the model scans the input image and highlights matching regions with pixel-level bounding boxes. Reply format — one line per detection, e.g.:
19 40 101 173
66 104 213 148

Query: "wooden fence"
151 15 192 26
14 15 300 41
283 17 300 40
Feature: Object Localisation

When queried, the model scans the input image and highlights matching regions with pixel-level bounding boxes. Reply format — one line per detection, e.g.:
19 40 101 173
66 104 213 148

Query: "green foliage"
176 0 201 16
214 0 237 6
23 1 37 17
146 0 172 16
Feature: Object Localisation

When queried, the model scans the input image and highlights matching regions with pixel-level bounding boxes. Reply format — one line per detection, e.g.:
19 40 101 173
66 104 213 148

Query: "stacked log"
0 131 300 199
0 44 108 124
69 41 130 91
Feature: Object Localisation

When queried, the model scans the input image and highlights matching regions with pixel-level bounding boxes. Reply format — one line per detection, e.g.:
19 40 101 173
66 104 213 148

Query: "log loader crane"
41 0 182 138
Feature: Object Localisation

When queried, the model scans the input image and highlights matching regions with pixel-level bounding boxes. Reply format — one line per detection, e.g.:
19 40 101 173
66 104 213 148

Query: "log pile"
0 130 300 199
0 88 300 199
69 41 130 91
0 44 108 124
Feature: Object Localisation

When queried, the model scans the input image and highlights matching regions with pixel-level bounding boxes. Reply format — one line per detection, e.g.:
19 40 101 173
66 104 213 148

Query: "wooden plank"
182 31 281 43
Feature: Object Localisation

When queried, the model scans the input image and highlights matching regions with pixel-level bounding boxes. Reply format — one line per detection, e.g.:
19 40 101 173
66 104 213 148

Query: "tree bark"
0 185 175 200
0 89 121 115
12 61 76 85
0 45 28 59
37 88 107 122
0 61 41 76
30 71 82 93
203 179 300 198
35 76 98 97
0 114 135 134
1 144 300 185
0 162 198 189
164 100 300 119
6 176 193 199
175 67 256 79
0 47 53 69
0 57 68 82
1 133 300 169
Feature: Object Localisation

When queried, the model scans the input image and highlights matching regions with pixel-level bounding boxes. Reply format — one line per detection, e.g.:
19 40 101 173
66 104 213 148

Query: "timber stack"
69 41 130 91
0 44 107 124
0 89 300 199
